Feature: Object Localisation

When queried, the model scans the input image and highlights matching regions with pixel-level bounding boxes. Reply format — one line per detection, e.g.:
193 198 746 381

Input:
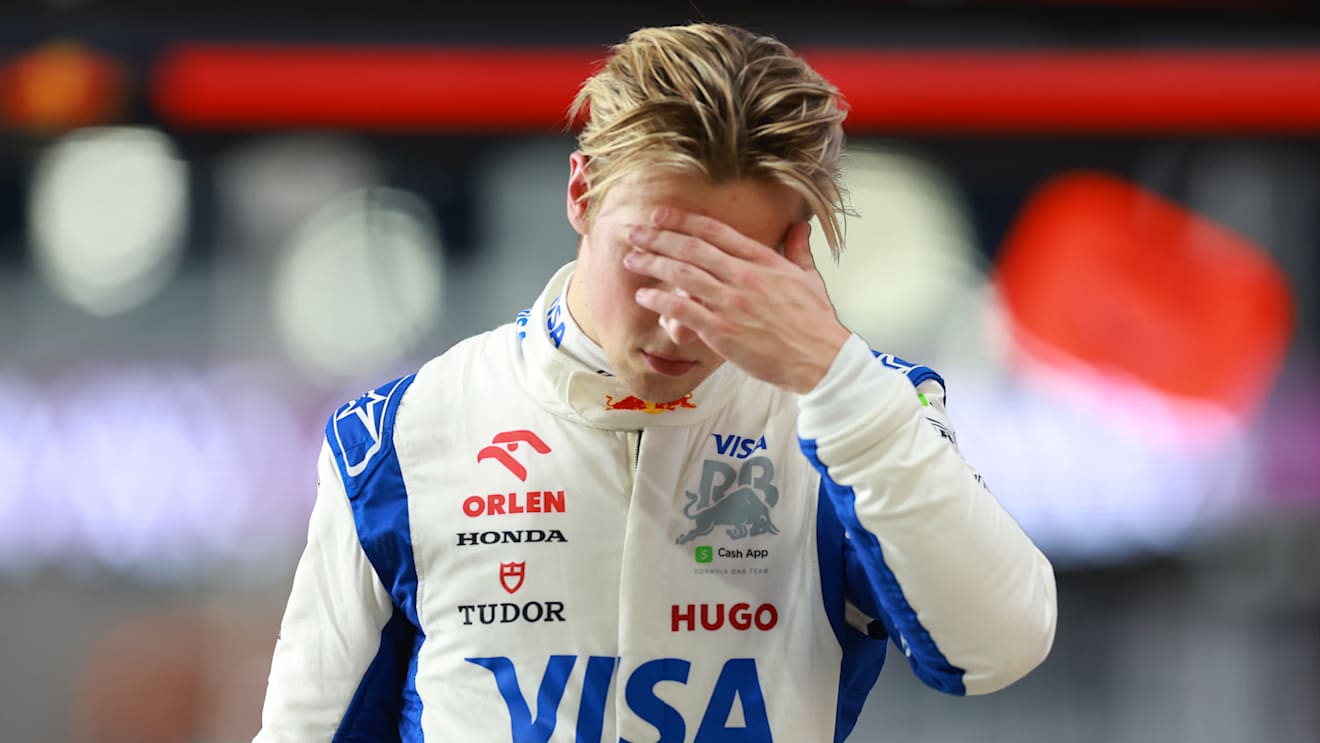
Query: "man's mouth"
641 351 696 377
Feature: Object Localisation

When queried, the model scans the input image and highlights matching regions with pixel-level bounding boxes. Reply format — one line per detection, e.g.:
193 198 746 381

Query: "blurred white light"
0 365 320 581
0 374 59 573
29 126 188 316
50 370 220 570
951 375 1253 566
812 146 984 358
217 134 381 256
273 187 445 381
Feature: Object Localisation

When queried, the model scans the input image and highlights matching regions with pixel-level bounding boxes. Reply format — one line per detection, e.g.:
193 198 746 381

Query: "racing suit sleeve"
253 442 395 742
798 334 1057 696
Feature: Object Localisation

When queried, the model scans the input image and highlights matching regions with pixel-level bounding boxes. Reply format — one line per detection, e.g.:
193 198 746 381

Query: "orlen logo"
477 429 550 481
463 490 565 518
671 602 778 632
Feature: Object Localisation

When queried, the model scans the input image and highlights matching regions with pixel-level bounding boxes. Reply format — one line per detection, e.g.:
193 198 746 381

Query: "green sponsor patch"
694 546 713 563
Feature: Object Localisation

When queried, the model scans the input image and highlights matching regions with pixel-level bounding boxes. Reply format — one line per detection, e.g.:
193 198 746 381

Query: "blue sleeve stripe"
816 483 890 741
815 486 849 648
871 351 946 397
332 610 420 743
905 367 943 390
400 629 426 743
326 374 423 629
800 436 967 696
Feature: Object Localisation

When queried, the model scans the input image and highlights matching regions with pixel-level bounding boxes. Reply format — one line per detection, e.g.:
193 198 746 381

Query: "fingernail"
652 207 669 224
661 315 683 343
623 249 641 267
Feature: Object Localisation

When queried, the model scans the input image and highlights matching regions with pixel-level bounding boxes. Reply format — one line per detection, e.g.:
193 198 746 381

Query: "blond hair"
570 23 849 256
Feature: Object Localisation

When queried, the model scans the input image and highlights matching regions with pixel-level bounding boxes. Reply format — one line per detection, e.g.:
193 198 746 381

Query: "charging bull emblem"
676 456 780 545
604 393 697 415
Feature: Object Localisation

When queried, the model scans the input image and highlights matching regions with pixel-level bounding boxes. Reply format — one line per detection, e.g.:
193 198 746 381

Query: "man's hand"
623 207 851 394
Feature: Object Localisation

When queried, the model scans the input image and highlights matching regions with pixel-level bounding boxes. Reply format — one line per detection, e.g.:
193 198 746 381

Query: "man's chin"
621 368 702 404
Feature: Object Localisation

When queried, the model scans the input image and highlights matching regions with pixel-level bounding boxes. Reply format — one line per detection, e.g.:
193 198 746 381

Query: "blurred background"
1 0 1318 741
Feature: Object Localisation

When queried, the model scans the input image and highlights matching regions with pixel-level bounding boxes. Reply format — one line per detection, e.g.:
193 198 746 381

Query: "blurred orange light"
996 172 1293 418
4 40 126 134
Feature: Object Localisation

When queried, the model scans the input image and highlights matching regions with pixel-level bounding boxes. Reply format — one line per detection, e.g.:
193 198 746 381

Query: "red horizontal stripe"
153 46 604 130
809 49 1320 133
152 45 1320 133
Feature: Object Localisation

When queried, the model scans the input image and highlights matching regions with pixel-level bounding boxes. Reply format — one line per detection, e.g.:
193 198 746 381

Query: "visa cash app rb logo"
677 456 780 545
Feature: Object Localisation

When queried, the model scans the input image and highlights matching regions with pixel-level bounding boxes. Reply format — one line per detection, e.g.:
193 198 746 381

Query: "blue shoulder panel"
872 351 946 396
326 374 425 742
802 437 966 697
326 373 422 629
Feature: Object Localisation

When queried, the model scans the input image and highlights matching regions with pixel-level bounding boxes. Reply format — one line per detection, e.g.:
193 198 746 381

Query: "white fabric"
254 262 1056 741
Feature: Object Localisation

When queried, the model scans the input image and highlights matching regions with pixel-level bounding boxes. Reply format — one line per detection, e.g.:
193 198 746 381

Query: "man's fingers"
622 249 724 301
635 287 726 339
650 207 779 264
628 224 742 283
660 314 698 345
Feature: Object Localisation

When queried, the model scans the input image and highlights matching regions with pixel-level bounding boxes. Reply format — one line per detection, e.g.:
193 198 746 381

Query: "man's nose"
661 314 699 346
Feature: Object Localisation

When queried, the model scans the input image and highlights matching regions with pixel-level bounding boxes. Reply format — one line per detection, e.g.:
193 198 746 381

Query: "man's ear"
566 151 591 236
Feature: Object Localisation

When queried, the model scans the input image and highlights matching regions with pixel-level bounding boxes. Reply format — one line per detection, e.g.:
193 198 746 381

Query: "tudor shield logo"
499 562 526 594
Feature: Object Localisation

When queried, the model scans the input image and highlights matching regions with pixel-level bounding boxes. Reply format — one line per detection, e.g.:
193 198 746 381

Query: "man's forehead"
603 168 803 246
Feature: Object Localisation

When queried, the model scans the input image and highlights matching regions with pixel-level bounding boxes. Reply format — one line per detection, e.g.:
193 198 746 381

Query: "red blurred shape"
996 171 1292 417
807 50 1320 133
4 40 127 134
152 45 1320 133
154 45 602 131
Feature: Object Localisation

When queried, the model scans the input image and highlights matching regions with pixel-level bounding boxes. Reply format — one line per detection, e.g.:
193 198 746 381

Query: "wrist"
789 324 852 394
798 334 918 444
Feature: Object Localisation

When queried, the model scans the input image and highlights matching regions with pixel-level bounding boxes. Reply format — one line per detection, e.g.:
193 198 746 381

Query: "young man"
254 23 1056 743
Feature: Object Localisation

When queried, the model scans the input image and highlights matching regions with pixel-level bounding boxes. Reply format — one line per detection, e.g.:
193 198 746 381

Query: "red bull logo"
603 393 697 414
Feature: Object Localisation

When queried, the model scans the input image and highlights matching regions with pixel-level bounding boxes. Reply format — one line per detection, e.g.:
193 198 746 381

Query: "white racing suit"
255 263 1057 742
